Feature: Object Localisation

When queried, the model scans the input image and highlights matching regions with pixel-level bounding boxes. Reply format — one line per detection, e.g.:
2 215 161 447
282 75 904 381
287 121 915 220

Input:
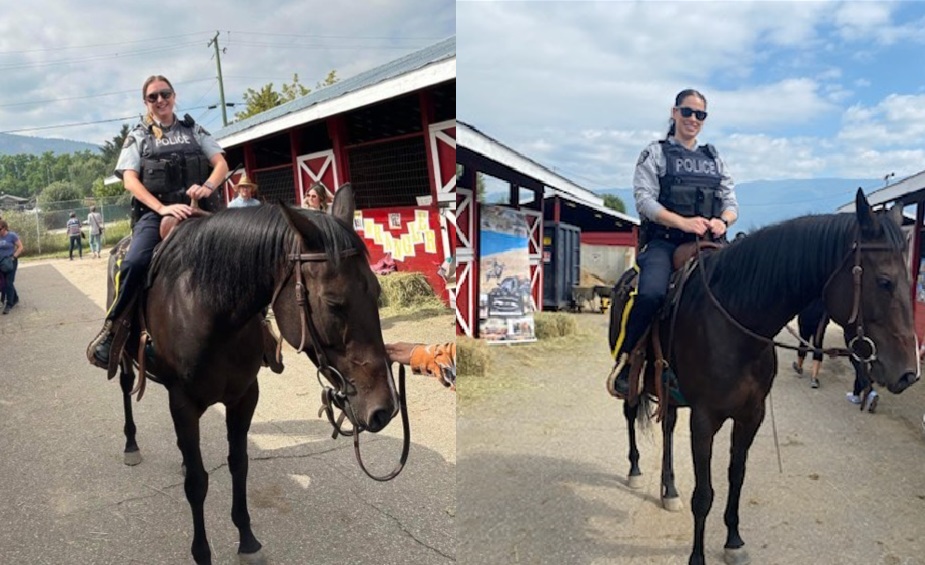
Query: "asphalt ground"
458 313 925 565
0 260 455 565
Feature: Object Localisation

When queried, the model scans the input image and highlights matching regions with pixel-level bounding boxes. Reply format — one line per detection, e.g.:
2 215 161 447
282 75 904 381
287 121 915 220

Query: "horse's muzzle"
887 370 919 394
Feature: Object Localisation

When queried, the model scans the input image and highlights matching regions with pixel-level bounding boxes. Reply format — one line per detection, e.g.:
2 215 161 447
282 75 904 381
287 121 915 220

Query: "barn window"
347 136 430 208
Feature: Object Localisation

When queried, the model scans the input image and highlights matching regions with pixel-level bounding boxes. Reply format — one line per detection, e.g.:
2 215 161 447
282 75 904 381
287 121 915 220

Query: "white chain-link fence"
0 196 133 256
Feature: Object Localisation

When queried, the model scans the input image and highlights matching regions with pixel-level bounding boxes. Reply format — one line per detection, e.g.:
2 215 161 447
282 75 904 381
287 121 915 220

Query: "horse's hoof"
661 495 683 512
627 473 644 490
724 546 751 565
123 450 142 466
238 549 267 565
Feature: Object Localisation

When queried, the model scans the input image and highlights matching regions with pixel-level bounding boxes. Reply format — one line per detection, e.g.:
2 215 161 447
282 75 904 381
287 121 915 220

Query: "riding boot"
606 353 632 398
88 320 114 368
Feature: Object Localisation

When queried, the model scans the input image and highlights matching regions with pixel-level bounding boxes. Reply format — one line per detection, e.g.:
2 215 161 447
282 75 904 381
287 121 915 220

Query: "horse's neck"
704 247 838 339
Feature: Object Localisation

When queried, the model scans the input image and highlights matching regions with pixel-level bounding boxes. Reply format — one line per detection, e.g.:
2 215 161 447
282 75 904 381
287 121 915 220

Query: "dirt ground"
2 254 457 564
459 313 925 565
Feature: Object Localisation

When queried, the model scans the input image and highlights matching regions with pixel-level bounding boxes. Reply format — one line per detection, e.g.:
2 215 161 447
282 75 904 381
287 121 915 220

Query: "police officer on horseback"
89 75 229 369
608 88 738 397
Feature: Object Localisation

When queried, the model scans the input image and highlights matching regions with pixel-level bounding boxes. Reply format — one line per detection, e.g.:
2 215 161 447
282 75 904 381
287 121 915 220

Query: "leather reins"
691 226 894 364
269 237 410 482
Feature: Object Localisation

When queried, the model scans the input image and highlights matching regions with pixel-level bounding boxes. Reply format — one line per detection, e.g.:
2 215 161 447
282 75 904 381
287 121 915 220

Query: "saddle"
608 239 725 412
89 211 285 392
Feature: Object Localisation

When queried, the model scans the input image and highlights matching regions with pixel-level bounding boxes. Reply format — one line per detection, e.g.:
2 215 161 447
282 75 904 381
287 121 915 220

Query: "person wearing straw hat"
228 174 262 208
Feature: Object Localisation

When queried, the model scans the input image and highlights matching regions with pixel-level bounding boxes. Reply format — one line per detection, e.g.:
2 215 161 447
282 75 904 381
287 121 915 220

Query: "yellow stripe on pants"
105 254 124 317
611 264 639 359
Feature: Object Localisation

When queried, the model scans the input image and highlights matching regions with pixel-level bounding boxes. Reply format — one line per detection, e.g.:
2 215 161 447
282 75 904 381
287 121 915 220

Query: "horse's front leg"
226 380 265 564
721 409 765 565
660 403 682 511
119 358 142 466
623 399 643 489
168 390 211 565
688 407 721 565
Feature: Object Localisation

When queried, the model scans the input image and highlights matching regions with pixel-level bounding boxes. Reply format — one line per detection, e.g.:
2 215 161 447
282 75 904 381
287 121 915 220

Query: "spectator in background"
0 219 24 314
66 211 83 260
87 205 104 258
301 182 329 212
227 174 262 208
792 298 828 389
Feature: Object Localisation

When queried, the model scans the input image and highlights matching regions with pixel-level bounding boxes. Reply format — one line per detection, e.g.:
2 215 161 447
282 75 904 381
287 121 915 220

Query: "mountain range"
598 178 883 233
0 132 101 156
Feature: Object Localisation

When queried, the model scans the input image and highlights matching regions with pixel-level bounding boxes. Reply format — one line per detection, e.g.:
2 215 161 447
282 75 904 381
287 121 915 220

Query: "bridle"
693 225 899 365
269 237 410 481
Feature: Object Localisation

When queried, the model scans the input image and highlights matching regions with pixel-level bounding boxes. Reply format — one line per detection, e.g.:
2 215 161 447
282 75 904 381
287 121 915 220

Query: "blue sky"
0 0 454 145
458 1 925 216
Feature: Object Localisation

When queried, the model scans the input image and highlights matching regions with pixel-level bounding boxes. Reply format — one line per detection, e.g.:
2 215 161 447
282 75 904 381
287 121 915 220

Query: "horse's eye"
323 296 347 310
876 276 894 292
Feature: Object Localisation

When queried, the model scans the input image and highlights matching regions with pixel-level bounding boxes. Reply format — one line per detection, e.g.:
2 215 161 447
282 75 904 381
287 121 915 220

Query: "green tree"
602 194 627 214
233 71 338 122
37 180 82 207
101 124 131 170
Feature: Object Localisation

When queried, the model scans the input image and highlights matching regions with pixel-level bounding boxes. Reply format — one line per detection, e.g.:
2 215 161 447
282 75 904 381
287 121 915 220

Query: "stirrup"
606 353 630 398
87 320 114 369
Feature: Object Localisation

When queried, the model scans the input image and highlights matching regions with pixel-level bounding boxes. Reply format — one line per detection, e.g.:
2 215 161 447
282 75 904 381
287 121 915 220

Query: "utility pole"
208 31 228 127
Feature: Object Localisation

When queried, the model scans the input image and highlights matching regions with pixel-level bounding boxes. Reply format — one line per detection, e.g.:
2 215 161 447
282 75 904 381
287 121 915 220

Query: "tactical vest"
137 117 212 205
645 141 723 244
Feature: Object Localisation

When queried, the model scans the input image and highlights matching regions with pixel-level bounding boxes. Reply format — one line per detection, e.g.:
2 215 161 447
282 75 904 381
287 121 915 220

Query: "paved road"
459 313 925 565
0 262 455 565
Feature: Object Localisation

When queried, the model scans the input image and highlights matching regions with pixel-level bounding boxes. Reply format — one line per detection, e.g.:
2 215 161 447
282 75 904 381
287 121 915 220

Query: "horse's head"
824 189 919 393
274 184 396 433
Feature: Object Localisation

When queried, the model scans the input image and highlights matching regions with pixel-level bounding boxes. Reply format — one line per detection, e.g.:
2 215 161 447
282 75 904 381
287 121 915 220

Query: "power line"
0 78 218 109
0 32 211 55
0 41 203 71
0 105 216 134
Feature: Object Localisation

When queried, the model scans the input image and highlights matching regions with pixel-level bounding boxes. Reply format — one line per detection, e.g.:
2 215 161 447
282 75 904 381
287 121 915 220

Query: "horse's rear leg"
168 391 211 565
660 403 682 512
623 399 643 489
226 381 265 564
119 359 142 466
721 411 765 565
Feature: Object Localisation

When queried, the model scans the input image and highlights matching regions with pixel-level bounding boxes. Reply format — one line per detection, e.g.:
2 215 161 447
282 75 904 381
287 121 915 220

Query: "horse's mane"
703 212 906 314
151 205 368 313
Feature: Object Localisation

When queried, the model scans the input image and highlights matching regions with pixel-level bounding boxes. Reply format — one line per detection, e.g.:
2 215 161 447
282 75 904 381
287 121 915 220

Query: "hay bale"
378 272 444 310
533 312 577 339
458 336 490 377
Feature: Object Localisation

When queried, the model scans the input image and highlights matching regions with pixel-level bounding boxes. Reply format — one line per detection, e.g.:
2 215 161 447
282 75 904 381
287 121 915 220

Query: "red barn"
214 37 456 303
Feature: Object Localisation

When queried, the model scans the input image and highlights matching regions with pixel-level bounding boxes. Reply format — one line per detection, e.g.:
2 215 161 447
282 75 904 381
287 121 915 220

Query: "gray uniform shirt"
114 116 224 179
632 137 738 223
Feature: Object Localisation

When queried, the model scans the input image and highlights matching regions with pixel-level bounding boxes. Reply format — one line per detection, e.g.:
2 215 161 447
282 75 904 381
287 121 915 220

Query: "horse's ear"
278 202 320 241
856 188 876 235
331 183 356 228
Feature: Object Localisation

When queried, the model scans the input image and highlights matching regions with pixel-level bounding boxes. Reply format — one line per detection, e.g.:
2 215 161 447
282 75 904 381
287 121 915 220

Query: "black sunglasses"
145 89 174 103
676 106 708 121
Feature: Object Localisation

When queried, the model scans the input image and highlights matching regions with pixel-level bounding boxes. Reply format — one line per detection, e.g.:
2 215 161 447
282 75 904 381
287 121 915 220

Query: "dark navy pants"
107 212 161 321
616 239 677 356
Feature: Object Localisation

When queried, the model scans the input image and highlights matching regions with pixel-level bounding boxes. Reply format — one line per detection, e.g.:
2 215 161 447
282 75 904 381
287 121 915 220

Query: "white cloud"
0 0 453 144
459 1 925 191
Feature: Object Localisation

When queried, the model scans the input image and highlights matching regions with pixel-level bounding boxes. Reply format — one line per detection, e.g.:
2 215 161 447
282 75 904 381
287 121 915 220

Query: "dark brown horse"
612 190 918 565
107 185 400 565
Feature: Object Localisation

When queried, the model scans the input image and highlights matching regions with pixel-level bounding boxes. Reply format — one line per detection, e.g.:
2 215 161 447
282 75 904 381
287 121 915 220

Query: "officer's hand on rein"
159 203 193 220
681 216 711 236
186 183 213 201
